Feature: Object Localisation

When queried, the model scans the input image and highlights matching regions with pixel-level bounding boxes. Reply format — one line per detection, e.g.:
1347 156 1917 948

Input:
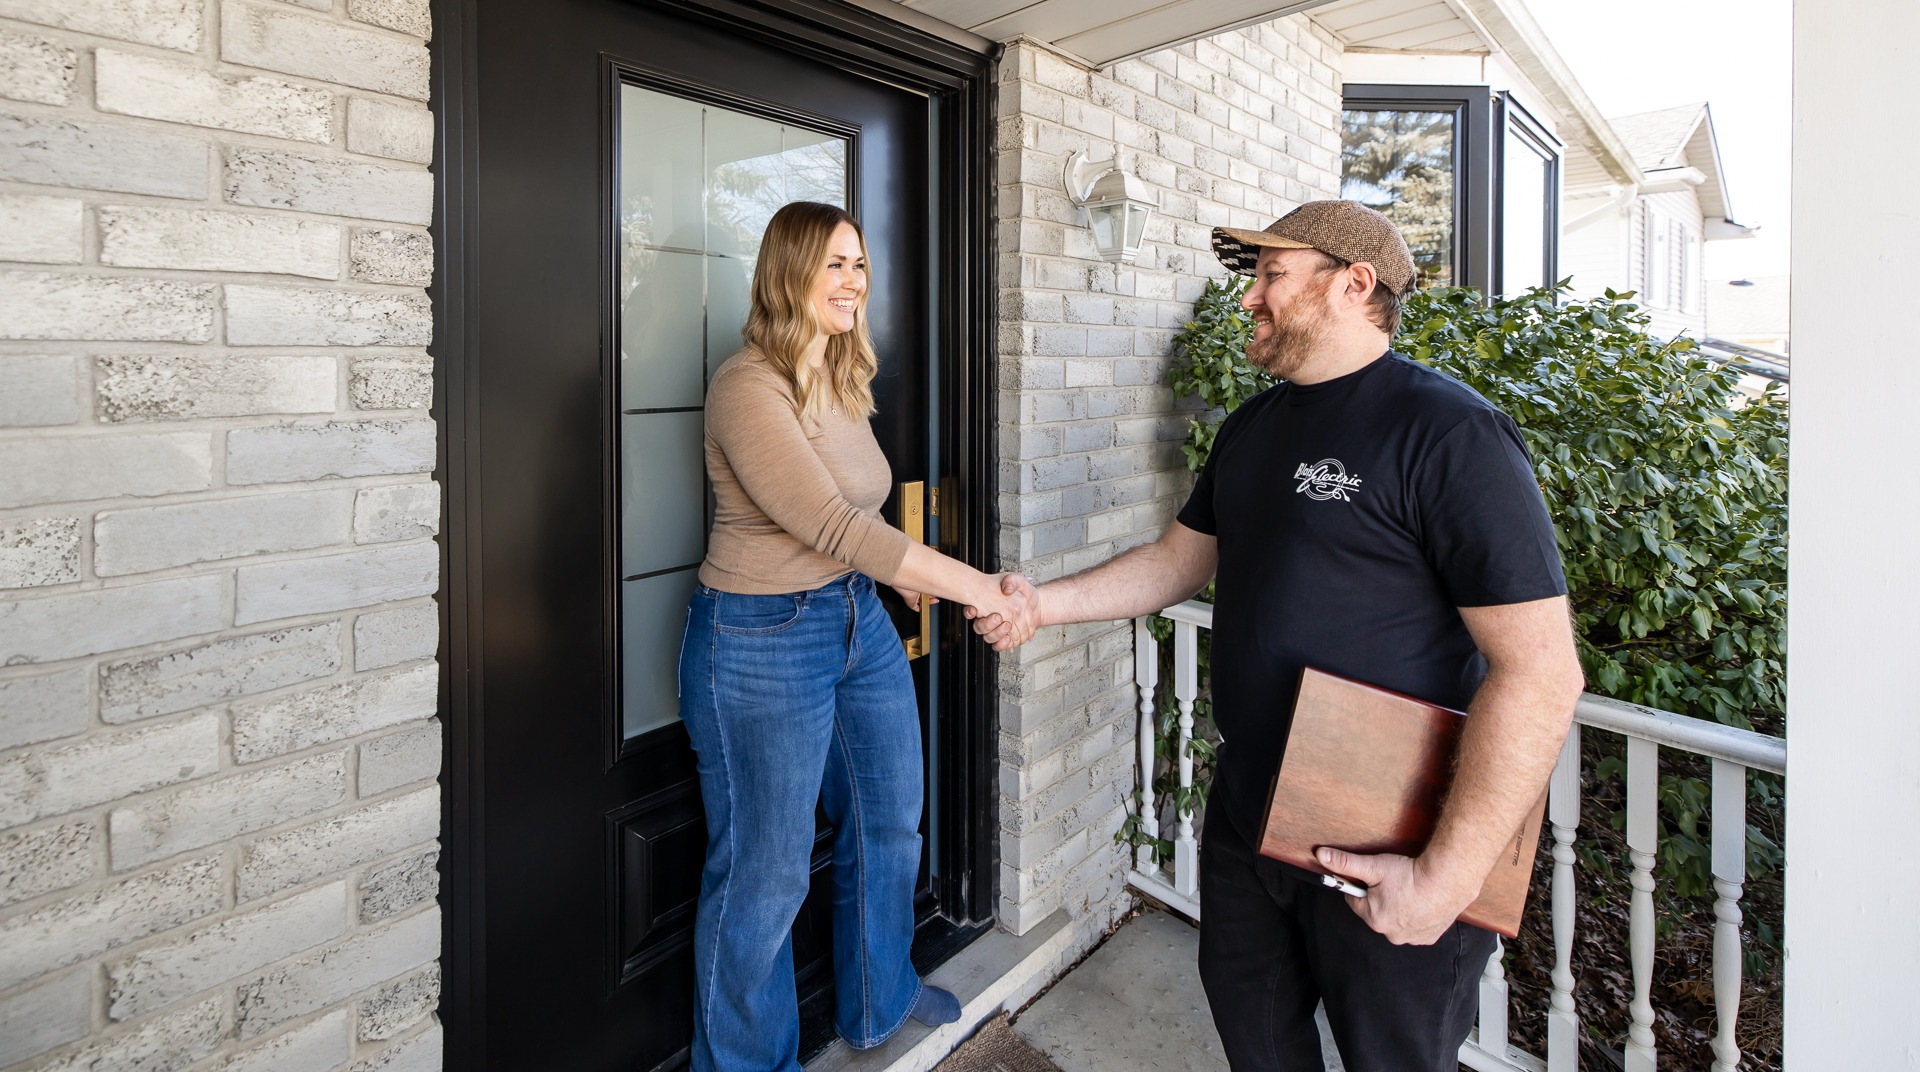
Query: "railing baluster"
1477 937 1509 1058
1171 620 1199 898
1625 736 1659 1072
1709 758 1747 1072
1132 618 1161 872
1116 601 1787 1072
1548 726 1581 1072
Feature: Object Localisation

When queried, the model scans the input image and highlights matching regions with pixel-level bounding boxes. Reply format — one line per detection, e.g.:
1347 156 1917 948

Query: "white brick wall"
992 22 1344 945
0 0 441 1067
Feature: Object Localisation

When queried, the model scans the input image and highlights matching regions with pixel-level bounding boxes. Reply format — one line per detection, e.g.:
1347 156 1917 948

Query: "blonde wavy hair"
742 201 879 423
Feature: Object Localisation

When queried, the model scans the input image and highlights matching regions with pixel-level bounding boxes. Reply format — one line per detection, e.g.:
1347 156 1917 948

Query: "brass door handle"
898 480 932 660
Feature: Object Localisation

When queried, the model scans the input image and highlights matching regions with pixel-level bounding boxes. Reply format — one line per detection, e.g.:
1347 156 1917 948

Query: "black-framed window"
1495 94 1562 297
1341 85 1562 298
1341 84 1493 292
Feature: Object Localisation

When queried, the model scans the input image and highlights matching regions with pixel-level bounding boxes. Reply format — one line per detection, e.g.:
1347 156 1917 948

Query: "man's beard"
1245 297 1335 380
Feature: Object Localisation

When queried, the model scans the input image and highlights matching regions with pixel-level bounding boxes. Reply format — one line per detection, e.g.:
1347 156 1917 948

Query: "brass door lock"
897 480 932 660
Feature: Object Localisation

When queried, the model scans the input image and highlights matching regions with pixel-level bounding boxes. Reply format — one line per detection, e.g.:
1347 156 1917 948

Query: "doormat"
932 1013 1063 1072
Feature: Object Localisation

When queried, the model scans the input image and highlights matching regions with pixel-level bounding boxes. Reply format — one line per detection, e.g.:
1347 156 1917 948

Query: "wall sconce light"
1064 151 1158 265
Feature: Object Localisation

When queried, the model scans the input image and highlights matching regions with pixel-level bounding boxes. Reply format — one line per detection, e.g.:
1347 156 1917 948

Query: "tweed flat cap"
1212 200 1417 295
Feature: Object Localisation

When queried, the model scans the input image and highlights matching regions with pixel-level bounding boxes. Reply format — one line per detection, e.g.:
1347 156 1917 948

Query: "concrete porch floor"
1011 908 1346 1072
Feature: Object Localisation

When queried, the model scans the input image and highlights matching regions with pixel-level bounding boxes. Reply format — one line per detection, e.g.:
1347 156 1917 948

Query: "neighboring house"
1324 0 1757 336
1708 274 1790 355
1702 274 1791 400
0 2 1902 1072
1563 102 1755 338
1327 0 1592 300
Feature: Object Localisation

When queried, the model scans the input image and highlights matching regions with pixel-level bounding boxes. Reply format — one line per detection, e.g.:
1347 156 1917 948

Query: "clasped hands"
966 573 1042 651
889 574 1041 651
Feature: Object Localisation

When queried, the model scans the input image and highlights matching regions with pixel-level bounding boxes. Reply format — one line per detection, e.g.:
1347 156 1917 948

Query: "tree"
1341 110 1456 287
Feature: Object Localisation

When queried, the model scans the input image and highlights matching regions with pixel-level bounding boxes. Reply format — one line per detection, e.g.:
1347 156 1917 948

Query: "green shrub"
1125 277 1789 899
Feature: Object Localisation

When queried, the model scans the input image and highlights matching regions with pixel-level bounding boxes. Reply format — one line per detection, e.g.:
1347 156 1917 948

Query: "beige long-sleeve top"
698 350 911 594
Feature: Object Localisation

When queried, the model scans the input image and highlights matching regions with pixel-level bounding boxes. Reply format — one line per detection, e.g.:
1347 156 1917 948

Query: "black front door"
434 1 998 1069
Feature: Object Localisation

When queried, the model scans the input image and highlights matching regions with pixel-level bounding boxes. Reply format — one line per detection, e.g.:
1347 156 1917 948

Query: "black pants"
1197 809 1496 1072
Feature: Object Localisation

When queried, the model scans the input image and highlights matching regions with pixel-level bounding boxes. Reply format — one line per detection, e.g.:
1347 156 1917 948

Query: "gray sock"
909 983 961 1026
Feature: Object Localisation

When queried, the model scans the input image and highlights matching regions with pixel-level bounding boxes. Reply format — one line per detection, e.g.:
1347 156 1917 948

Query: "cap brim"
1211 226 1316 276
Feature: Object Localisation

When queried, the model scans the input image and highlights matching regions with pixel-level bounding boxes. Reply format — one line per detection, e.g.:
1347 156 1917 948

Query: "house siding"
1560 198 1627 301
992 20 1344 951
1636 187 1707 339
0 2 440 1069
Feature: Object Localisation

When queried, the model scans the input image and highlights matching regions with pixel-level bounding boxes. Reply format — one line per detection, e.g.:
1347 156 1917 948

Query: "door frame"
429 1 1002 1067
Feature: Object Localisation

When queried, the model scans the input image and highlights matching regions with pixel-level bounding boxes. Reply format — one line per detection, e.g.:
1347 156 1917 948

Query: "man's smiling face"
1240 245 1342 380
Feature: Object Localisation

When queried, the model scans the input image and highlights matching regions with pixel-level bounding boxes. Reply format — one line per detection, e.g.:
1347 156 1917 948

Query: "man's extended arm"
1318 594 1585 945
973 521 1218 648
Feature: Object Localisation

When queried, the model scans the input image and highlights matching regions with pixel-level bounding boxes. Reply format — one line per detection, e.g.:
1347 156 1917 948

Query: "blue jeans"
679 572 925 1072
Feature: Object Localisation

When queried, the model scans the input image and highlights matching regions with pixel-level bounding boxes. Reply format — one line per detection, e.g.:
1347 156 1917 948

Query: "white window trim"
1645 207 1672 309
1679 228 1700 314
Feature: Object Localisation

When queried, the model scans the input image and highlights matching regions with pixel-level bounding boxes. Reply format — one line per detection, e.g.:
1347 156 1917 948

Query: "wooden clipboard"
1257 667 1547 938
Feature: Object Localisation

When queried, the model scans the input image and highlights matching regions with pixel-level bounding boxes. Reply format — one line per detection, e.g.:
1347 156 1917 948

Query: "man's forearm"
1421 664 1580 890
1038 530 1215 628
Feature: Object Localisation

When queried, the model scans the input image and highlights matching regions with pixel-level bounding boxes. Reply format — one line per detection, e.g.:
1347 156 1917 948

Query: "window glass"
1341 109 1455 288
1680 230 1698 313
1645 210 1671 308
1501 123 1553 296
617 83 849 740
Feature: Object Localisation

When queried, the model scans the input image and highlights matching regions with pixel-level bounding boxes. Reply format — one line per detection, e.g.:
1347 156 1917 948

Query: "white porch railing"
1125 601 1787 1072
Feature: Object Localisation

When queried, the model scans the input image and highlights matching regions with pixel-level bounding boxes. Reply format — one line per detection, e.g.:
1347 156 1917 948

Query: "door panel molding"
609 782 704 984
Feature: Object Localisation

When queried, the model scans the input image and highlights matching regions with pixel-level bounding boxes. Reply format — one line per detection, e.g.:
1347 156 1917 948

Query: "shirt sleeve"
1174 444 1220 536
706 366 911 583
1175 399 1260 537
1414 408 1568 608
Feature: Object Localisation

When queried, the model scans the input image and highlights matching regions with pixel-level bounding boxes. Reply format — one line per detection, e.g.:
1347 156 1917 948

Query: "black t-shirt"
1176 351 1567 843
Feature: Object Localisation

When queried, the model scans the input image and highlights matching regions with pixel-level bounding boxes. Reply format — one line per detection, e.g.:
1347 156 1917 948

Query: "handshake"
966 573 1043 651
893 573 1043 652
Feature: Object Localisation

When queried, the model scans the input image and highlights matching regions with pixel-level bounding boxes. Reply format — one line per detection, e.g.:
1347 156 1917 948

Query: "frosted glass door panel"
705 256 752 374
616 82 849 742
705 109 787 265
620 250 707 410
620 91 704 251
621 411 707 577
622 571 700 739
785 130 849 207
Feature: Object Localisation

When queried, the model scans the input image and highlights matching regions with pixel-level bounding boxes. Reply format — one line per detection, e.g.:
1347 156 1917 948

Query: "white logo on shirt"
1293 458 1363 502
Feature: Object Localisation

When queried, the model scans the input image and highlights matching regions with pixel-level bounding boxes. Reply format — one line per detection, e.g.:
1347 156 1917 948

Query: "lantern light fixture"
1063 151 1158 265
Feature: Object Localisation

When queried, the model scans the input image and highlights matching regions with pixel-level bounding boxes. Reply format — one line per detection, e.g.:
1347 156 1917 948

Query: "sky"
1526 0 1792 281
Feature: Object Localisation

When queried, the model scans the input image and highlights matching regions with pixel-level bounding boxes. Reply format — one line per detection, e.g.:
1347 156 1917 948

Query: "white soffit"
872 0 1642 190
893 0 1330 67
1562 145 1612 192
1313 0 1484 53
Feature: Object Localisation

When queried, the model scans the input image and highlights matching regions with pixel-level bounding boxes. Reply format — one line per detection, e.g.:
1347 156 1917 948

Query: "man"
974 200 1587 1072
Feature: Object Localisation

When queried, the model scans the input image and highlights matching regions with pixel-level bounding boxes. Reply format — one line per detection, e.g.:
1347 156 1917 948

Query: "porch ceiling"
865 0 1640 188
1312 0 1483 53
881 0 1329 67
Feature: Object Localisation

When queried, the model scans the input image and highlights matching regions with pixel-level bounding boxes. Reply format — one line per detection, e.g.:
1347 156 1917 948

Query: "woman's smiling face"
812 221 868 339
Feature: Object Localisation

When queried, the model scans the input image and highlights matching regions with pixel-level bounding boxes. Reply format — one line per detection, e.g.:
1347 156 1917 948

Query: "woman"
679 201 1022 1071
